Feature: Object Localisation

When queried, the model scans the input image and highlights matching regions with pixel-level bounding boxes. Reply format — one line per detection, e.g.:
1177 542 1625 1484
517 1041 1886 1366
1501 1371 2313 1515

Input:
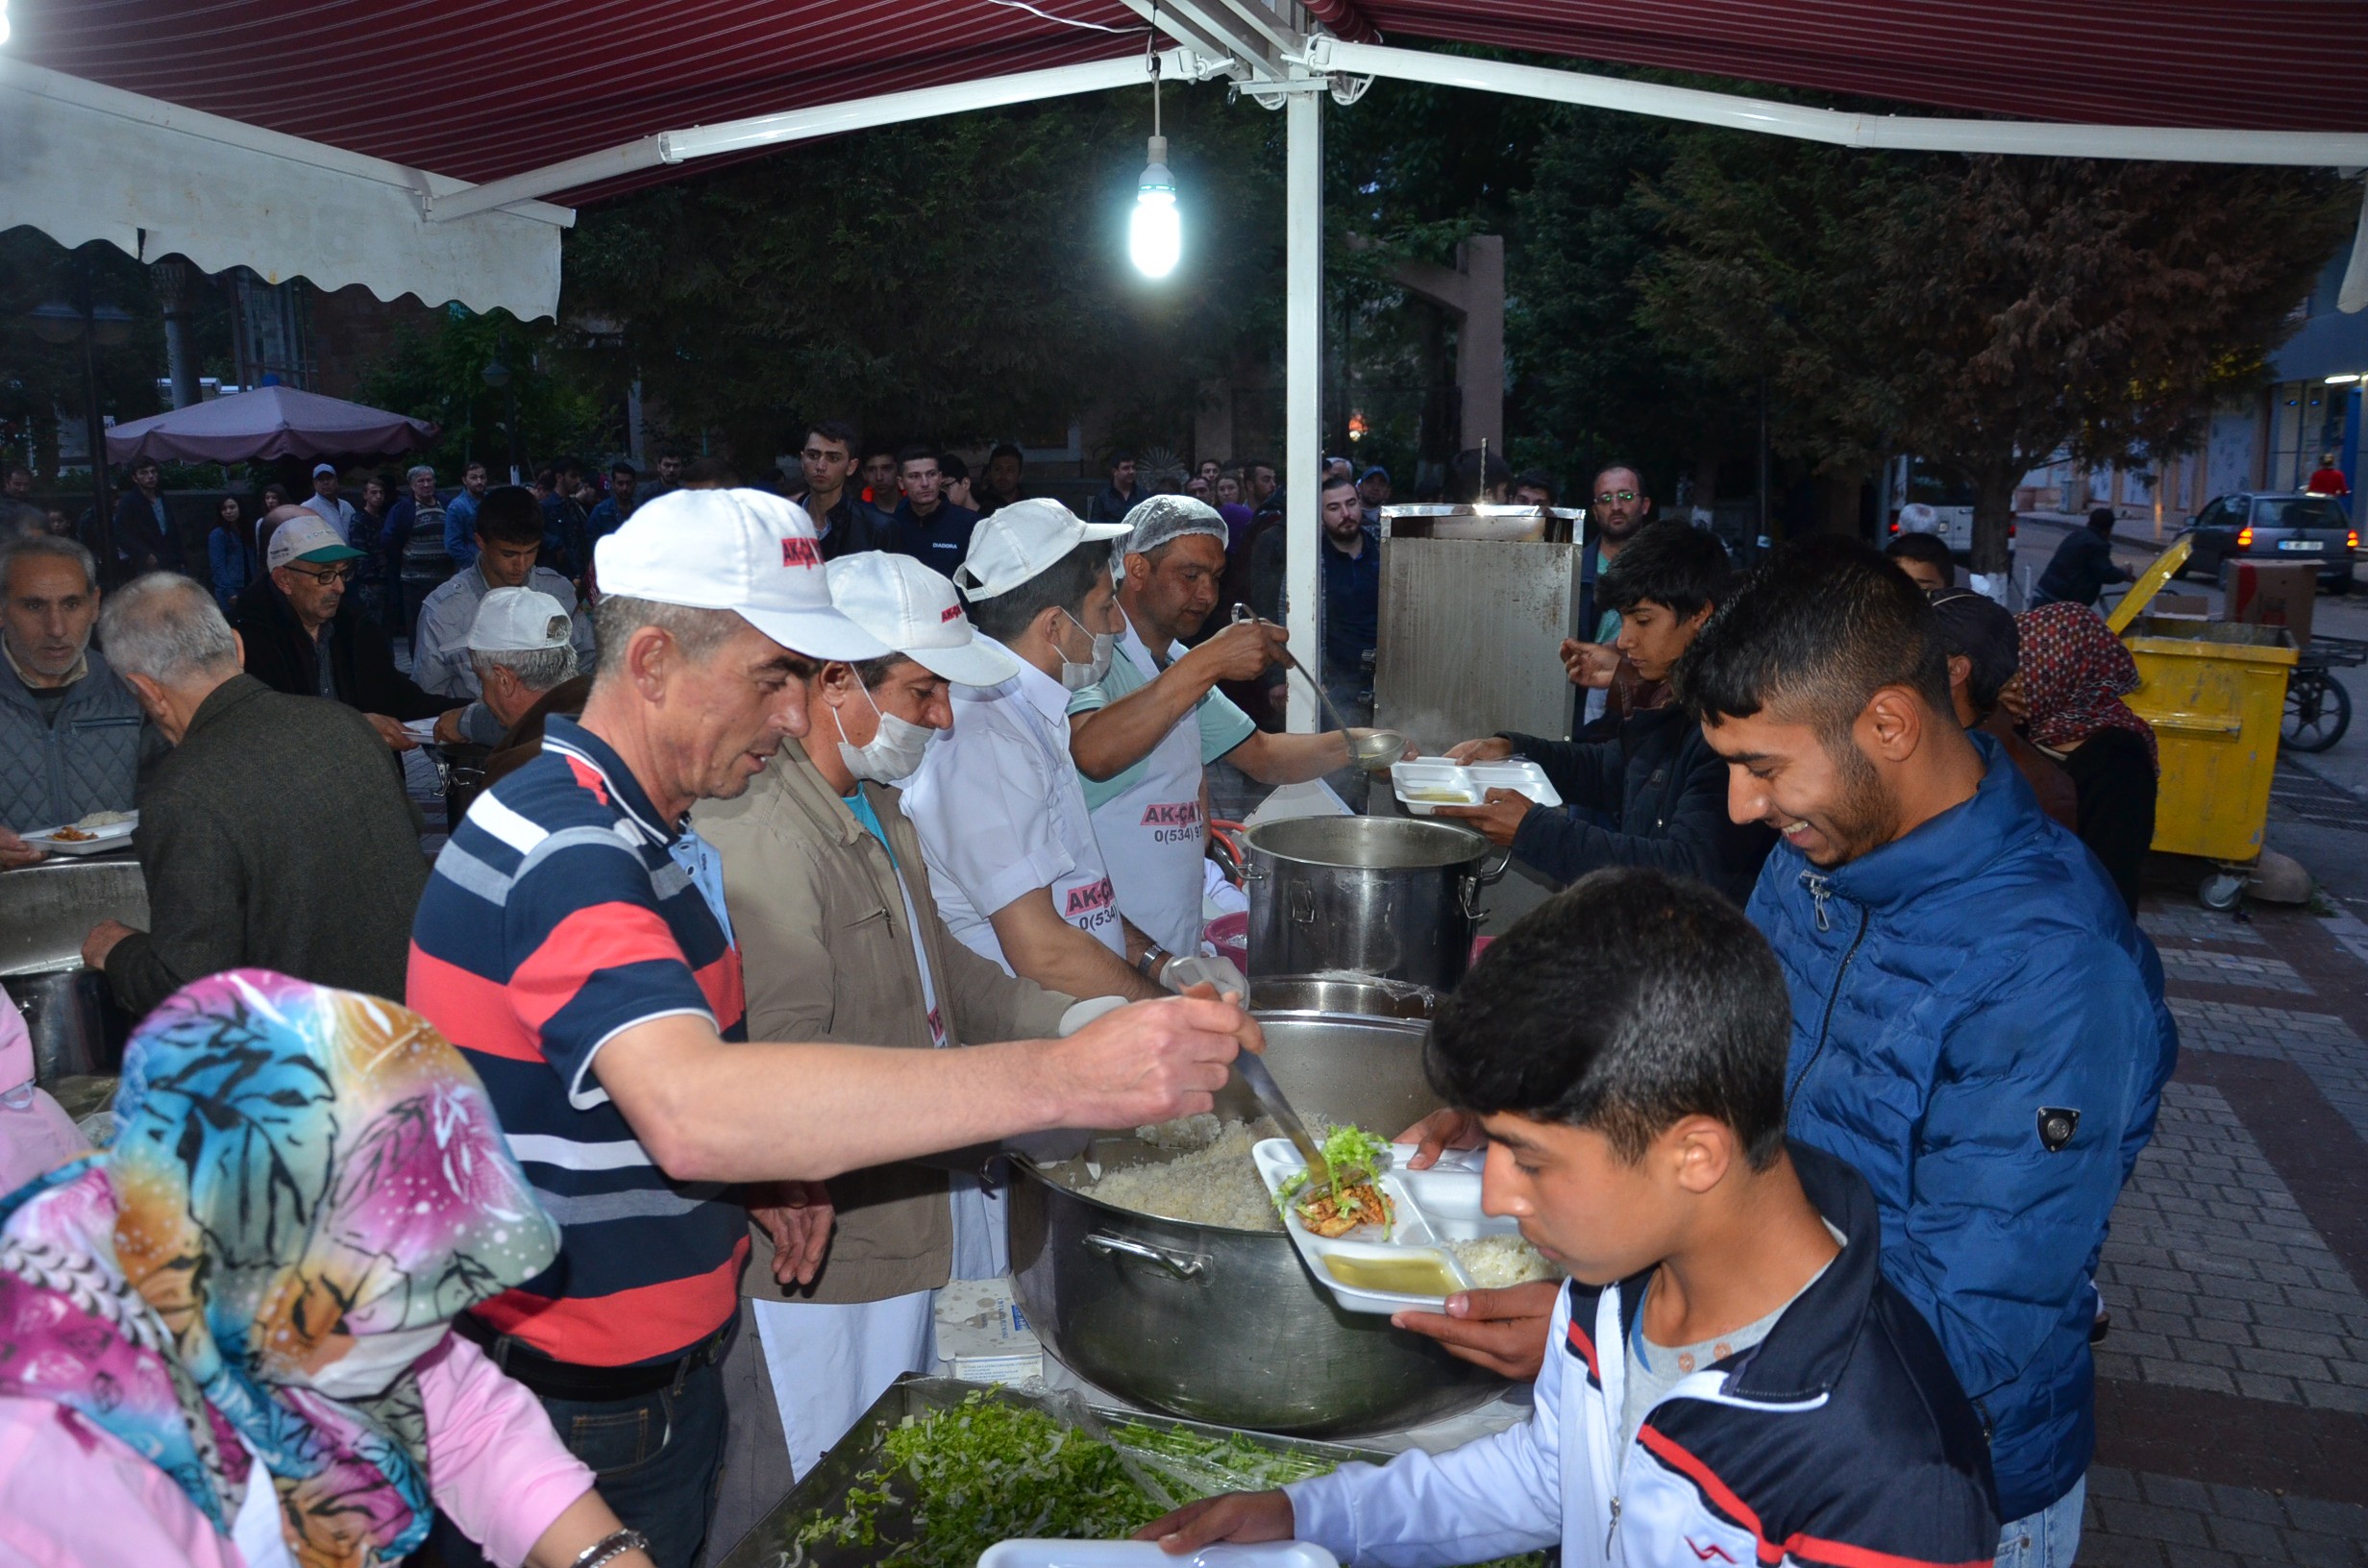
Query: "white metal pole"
1284 84 1321 735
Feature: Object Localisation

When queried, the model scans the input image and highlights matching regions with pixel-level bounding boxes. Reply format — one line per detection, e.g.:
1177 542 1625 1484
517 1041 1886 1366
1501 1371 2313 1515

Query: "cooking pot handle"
1083 1232 1210 1281
1459 845 1514 919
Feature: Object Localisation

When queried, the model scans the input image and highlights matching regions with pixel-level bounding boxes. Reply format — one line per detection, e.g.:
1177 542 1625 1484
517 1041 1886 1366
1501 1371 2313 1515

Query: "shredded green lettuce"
1276 1122 1393 1213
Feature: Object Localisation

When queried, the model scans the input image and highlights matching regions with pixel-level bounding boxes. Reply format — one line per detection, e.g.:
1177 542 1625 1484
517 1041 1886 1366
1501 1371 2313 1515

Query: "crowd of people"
0 429 2179 1568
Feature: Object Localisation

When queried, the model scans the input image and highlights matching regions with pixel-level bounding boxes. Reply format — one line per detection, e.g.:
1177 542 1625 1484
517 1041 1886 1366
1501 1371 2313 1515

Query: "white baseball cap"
265 512 363 570
592 487 889 660
468 587 575 653
826 551 1019 687
311 462 338 478
950 497 1127 600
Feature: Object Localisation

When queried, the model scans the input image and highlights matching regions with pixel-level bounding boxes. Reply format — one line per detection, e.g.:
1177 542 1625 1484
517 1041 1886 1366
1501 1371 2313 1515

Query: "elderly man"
407 489 1249 1568
1068 497 1388 962
234 508 458 750
78 574 430 1017
902 501 1184 1003
379 462 447 631
0 536 160 866
697 551 1122 1531
437 587 589 820
411 485 594 699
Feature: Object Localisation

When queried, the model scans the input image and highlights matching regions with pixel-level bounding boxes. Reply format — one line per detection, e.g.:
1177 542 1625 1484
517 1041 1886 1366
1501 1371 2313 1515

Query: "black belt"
456 1313 729 1403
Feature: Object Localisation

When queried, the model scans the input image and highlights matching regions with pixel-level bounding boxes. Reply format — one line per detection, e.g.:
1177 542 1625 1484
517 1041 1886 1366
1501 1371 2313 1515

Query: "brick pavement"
2082 899 2368 1565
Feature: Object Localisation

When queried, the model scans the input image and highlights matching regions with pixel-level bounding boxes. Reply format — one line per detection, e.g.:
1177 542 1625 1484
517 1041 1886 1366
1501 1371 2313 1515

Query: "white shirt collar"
977 632 1073 727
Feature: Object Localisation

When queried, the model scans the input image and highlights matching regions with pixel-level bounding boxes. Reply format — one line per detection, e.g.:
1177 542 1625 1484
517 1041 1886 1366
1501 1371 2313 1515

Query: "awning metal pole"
1284 82 1322 733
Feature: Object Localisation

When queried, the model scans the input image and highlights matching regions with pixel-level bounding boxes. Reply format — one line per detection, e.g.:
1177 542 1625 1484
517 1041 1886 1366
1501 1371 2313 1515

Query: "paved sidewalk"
2080 891 2368 1564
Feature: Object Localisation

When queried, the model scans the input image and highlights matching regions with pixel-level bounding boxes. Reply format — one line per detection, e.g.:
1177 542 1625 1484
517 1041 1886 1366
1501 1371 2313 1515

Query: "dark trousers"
429 1354 728 1568
2061 727 2158 916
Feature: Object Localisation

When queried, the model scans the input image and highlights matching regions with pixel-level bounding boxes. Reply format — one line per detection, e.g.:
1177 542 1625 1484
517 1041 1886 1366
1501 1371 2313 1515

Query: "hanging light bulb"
1130 134 1180 279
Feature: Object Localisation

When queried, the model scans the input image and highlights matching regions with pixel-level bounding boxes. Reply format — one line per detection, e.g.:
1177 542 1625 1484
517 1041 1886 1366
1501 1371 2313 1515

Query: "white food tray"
1252 1138 1480 1313
1390 759 1563 817
23 813 137 856
978 1544 1338 1568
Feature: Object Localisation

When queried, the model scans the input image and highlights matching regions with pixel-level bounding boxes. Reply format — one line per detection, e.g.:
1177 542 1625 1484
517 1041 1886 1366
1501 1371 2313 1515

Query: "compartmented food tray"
25 814 137 856
1251 1139 1471 1312
1390 760 1563 817
978 1543 1340 1568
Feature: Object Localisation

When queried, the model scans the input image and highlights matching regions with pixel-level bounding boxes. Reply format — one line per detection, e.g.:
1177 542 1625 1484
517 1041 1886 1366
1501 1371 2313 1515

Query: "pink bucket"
1206 912 1250 969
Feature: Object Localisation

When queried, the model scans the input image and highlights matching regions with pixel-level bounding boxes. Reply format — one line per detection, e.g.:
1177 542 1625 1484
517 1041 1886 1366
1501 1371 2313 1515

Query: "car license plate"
2280 539 2326 551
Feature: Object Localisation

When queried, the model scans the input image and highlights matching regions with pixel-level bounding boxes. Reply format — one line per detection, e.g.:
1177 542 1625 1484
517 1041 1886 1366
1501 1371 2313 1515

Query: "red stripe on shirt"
509 902 691 1032
407 943 541 1063
1638 1424 1774 1559
473 1235 750 1365
1781 1535 1996 1568
693 948 745 1036
563 753 610 805
1566 1315 1601 1383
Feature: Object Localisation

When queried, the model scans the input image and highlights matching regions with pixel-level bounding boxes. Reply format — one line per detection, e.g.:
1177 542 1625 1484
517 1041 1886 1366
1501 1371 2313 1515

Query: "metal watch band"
1136 943 1171 980
569 1528 650 1568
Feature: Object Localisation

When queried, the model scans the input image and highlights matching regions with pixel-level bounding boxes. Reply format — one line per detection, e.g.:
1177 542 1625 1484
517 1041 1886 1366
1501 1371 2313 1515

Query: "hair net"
1117 495 1230 579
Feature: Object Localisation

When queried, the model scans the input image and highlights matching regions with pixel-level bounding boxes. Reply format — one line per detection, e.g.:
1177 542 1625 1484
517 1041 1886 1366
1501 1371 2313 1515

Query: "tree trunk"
1969 465 2019 577
1817 469 1862 536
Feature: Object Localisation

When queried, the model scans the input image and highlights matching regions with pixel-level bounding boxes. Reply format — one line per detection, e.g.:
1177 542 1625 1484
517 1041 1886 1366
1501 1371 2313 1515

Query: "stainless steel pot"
1247 973 1436 1020
1008 1011 1504 1435
2 968 129 1084
0 859 148 1086
1242 816 1507 992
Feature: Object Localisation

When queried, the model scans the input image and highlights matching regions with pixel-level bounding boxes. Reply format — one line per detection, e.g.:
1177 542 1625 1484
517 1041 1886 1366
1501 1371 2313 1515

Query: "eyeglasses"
287 564 356 585
1594 489 1638 505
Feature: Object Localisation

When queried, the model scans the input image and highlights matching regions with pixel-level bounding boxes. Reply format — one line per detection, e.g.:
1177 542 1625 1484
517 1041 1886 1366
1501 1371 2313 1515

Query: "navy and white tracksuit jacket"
1283 1145 2000 1568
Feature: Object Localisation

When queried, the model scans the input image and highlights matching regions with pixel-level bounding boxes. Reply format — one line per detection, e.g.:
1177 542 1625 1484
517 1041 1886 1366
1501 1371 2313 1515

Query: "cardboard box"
2220 561 2316 648
933 1277 1044 1387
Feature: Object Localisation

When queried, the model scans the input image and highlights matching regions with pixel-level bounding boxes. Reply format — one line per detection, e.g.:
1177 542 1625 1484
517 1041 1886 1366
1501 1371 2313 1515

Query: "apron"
1088 632 1211 957
1011 690 1127 959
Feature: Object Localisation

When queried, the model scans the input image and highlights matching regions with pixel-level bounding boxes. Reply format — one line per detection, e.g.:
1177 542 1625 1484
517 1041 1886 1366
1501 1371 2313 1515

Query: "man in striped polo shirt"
409 488 1253 1568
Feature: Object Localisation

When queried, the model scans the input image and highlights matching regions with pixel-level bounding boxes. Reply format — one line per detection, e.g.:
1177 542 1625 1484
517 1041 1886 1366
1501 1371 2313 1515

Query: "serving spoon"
1229 603 1407 771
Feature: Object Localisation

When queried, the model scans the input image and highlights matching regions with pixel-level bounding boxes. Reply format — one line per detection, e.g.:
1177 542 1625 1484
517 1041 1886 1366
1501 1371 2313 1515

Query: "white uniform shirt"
902 634 1126 972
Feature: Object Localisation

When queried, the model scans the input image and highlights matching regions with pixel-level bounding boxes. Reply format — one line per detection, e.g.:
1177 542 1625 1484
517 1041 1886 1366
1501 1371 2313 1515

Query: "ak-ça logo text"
1139 800 1202 844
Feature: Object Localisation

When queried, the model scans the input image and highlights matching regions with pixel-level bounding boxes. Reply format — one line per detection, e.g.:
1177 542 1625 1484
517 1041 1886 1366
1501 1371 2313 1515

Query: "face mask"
1057 609 1117 692
305 1322 447 1400
836 680 934 785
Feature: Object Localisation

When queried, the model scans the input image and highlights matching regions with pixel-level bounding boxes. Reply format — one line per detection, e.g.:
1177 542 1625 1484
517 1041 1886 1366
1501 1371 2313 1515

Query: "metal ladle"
1230 604 1407 771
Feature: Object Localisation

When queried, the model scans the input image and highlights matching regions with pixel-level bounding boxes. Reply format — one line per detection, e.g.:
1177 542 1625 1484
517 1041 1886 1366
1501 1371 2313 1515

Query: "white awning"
0 60 569 320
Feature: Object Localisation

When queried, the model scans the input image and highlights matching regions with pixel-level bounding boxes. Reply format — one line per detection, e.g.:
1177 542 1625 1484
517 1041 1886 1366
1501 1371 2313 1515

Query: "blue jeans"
431 1355 727 1568
1993 1477 2085 1568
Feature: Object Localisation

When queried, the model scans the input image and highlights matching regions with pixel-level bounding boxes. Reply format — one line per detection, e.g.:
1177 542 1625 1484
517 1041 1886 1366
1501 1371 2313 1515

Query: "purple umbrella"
104 385 436 464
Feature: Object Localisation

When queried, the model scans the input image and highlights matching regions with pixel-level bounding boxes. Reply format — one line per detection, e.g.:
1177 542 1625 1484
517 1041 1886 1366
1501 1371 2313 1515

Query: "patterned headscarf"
2014 600 2158 772
0 971 557 1568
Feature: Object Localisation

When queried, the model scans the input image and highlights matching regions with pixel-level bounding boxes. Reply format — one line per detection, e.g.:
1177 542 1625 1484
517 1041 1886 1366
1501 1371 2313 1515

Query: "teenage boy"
1884 529 1957 592
1440 522 1773 900
1146 868 2000 1568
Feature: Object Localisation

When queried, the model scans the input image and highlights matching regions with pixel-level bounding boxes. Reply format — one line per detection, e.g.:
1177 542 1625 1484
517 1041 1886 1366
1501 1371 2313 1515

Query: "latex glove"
1163 952 1247 998
1058 995 1131 1036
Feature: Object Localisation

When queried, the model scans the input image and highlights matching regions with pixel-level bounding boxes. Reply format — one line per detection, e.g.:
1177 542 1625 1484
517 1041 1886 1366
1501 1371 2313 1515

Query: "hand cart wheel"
2283 666 2354 752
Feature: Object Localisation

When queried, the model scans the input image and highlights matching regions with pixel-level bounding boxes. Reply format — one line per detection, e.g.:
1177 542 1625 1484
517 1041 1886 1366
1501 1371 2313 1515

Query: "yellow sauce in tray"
1323 1251 1460 1296
1402 789 1476 804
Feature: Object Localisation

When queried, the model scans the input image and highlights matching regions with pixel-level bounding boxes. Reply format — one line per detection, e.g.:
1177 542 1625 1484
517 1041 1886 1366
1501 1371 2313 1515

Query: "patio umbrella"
104 385 435 464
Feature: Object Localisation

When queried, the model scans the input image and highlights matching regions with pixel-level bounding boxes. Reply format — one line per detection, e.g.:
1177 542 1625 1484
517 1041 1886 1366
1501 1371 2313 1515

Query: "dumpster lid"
2105 536 2195 635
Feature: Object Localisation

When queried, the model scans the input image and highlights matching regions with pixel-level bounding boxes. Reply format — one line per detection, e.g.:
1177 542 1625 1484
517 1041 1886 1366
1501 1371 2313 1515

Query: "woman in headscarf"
2008 600 2159 915
0 970 655 1568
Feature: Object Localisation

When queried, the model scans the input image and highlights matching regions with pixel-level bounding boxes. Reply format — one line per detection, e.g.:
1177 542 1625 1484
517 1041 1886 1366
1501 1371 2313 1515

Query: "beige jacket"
694 747 1073 1304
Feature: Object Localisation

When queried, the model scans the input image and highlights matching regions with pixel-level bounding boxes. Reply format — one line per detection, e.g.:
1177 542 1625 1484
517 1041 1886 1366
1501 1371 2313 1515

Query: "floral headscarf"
0 971 557 1568
2014 600 2158 772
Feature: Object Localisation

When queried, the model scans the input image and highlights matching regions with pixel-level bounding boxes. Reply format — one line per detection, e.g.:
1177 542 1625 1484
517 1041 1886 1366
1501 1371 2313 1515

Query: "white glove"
1162 953 1248 998
1057 995 1130 1036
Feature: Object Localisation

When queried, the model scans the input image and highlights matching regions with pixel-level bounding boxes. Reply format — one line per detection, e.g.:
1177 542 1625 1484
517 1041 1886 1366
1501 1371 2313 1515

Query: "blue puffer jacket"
1746 730 2177 1522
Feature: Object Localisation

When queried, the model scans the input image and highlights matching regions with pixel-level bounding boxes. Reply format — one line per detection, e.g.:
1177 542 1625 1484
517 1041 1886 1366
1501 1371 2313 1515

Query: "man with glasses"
788 420 885 560
234 507 459 750
1576 462 1656 727
412 486 596 700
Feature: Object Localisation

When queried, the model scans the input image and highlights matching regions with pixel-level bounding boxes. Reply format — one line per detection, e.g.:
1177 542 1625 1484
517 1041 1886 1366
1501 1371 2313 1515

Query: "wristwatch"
1136 943 1172 982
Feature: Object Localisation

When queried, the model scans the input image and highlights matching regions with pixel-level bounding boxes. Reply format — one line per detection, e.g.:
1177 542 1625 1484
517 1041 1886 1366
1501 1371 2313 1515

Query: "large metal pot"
1242 816 1506 992
0 858 147 1086
1008 1011 1504 1435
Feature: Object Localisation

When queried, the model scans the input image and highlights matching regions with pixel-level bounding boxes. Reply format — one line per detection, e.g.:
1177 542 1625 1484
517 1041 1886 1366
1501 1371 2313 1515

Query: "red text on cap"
781 538 823 569
940 604 964 624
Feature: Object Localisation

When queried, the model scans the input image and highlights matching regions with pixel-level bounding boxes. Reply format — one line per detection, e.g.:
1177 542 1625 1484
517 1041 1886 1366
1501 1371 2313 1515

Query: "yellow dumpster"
2105 538 2297 908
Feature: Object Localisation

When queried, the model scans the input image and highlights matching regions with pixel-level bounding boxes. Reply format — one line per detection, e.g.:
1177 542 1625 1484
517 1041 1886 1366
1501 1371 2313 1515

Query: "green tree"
351 306 604 478
558 83 1284 467
1640 138 2355 568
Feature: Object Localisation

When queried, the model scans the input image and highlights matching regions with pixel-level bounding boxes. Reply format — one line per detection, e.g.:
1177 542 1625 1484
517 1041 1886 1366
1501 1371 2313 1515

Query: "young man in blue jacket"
1440 522 1775 901
1682 538 2177 1568
1145 868 2000 1568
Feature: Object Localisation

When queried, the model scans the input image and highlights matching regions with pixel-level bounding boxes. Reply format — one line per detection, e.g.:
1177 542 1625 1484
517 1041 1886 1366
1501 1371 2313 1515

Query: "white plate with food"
1252 1131 1476 1313
978 1543 1340 1568
1390 758 1563 817
24 810 137 855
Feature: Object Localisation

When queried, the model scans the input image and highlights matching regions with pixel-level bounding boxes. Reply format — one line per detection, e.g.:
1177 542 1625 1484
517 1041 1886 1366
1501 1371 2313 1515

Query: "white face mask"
1057 609 1117 692
836 679 935 785
305 1322 447 1400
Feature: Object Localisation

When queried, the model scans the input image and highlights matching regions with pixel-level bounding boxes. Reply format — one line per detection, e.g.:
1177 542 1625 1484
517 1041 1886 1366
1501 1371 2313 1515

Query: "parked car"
2178 491 2357 590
